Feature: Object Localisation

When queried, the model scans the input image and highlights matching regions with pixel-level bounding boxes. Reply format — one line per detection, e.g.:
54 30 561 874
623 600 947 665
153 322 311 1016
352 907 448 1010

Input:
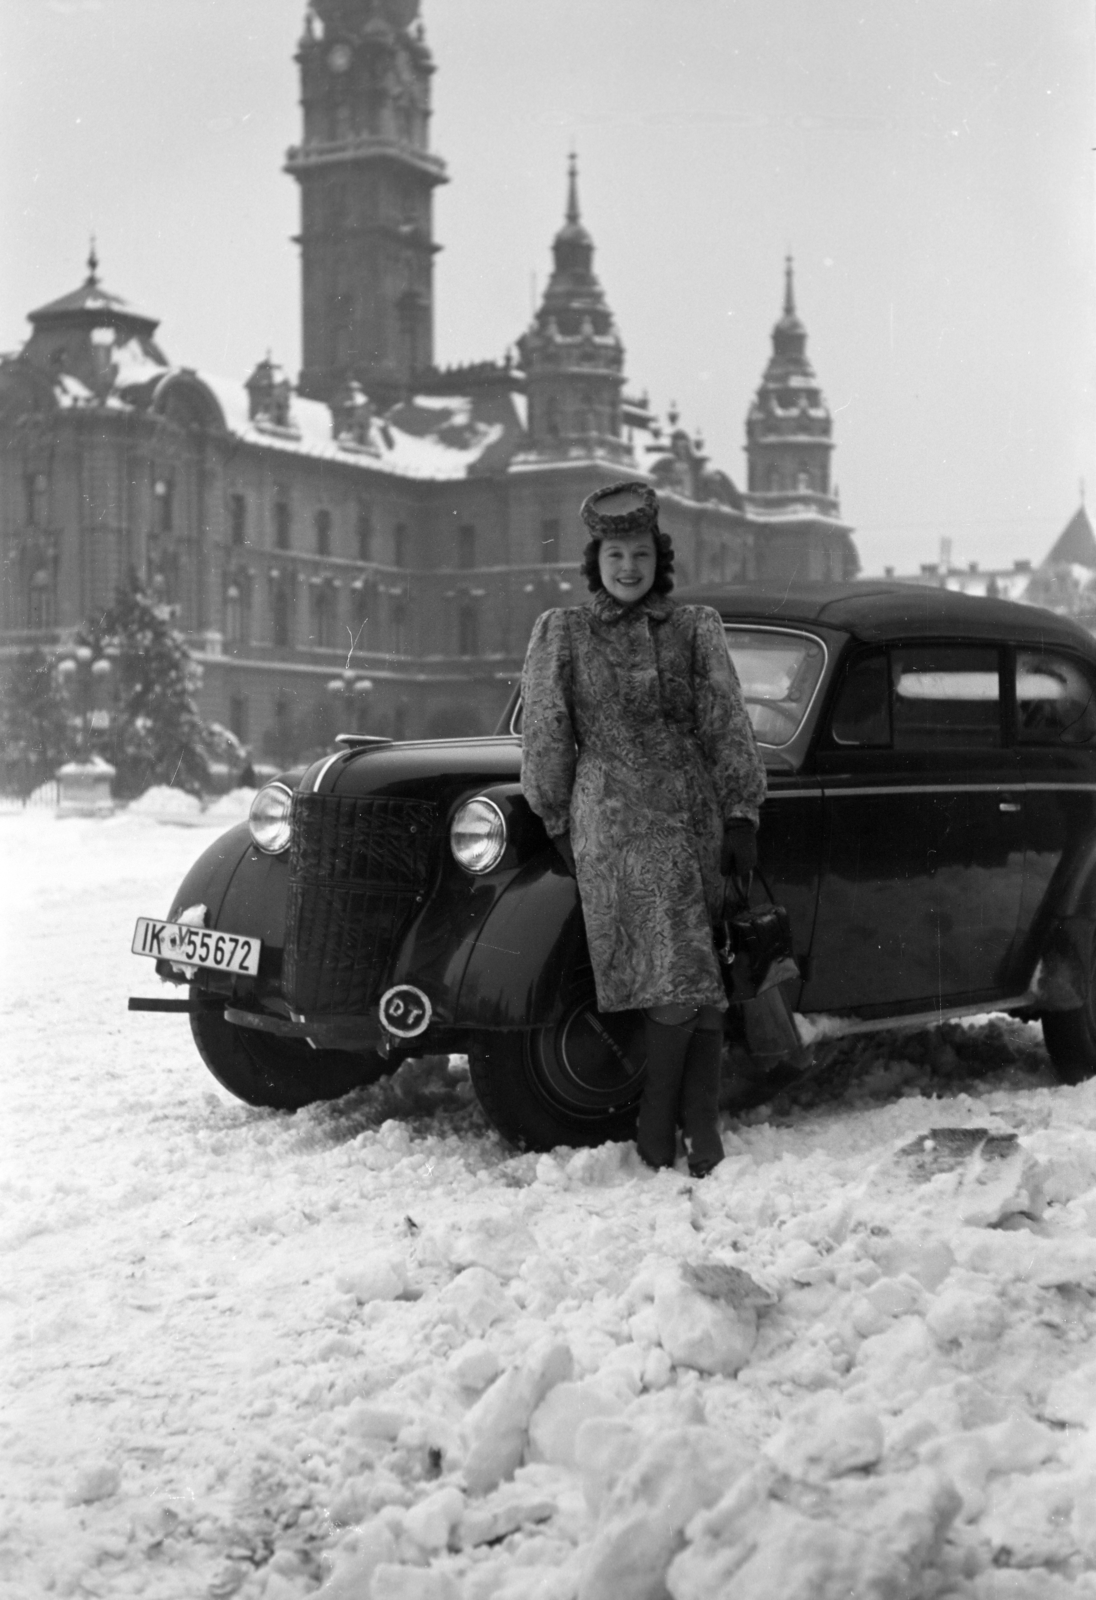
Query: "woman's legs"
636 1004 698 1169
679 1006 725 1177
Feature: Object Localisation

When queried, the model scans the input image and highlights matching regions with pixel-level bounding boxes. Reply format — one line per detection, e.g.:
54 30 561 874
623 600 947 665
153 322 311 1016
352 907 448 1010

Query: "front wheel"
469 992 646 1151
189 989 391 1110
1042 1004 1096 1088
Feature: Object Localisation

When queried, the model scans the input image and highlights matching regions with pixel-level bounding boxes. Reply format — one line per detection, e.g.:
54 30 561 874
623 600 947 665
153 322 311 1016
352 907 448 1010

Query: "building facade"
0 0 858 763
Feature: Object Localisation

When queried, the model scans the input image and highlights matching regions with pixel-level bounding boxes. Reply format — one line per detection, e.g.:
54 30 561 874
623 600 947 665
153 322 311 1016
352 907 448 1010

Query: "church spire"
745 259 837 512
565 150 580 226
516 155 631 465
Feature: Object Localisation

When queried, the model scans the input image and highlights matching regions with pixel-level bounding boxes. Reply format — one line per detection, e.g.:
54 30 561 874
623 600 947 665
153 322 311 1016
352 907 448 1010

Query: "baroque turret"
745 257 838 515
516 156 632 465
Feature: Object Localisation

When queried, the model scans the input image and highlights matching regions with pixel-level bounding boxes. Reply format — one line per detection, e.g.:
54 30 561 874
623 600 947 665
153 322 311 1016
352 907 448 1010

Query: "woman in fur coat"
520 481 767 1176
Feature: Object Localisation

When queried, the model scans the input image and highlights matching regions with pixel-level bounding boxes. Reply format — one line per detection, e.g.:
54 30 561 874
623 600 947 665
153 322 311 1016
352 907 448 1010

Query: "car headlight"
249 783 294 855
450 797 507 874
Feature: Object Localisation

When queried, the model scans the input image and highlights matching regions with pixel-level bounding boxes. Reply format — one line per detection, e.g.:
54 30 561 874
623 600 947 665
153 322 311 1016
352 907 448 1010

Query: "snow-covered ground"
5 805 1096 1599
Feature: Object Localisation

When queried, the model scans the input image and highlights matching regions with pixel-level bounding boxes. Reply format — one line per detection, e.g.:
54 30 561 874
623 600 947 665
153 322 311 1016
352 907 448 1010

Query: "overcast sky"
2 0 1093 575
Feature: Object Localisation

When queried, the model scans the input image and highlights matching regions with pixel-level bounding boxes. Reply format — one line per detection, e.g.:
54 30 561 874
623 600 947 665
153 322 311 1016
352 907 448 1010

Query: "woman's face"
598 530 657 606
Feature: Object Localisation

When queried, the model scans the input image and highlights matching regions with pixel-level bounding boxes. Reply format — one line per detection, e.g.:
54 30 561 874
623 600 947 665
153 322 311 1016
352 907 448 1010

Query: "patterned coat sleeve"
692 605 768 827
520 609 577 838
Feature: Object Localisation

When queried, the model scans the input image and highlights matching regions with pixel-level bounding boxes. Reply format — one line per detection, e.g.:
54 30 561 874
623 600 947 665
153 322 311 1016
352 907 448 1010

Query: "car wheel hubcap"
529 1000 646 1117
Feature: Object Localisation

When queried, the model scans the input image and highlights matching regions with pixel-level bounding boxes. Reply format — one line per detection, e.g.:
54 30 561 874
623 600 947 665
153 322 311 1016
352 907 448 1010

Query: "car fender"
452 852 587 1029
166 821 253 924
162 820 291 991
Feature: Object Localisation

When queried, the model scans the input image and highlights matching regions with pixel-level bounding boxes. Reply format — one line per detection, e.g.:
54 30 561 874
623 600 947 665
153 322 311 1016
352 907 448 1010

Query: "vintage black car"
130 581 1096 1149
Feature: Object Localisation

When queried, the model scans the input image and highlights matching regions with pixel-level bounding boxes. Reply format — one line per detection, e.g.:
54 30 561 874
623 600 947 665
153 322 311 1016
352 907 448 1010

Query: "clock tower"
286 0 447 405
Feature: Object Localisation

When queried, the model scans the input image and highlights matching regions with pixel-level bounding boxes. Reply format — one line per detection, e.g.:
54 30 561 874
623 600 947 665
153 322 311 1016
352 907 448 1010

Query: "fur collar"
588 590 675 625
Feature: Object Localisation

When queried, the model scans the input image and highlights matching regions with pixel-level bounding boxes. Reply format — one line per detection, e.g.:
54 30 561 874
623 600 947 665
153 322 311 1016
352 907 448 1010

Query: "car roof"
674 579 1096 653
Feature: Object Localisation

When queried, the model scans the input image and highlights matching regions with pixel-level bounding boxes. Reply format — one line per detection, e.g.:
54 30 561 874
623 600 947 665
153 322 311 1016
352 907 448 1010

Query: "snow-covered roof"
746 500 847 527
29 274 159 332
205 372 515 479
55 360 518 482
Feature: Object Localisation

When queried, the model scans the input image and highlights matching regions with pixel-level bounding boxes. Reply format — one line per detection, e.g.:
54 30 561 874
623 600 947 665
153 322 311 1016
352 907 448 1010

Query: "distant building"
876 502 1096 618
0 0 858 760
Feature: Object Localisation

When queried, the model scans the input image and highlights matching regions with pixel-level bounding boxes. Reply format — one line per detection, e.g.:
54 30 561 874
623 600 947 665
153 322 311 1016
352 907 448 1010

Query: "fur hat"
580 480 660 538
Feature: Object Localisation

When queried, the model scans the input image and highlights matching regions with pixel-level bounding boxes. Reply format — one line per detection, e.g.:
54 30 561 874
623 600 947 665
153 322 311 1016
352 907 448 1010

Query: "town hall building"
0 0 858 760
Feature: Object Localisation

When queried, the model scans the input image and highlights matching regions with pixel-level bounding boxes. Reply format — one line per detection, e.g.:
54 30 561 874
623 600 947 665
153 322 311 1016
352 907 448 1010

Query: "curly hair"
581 526 676 595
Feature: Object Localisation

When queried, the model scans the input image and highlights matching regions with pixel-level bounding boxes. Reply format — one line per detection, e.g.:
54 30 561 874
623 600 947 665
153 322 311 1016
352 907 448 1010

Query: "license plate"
132 918 261 976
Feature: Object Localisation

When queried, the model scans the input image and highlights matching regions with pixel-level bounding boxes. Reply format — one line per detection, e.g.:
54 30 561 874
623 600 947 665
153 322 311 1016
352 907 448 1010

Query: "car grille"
282 793 438 1015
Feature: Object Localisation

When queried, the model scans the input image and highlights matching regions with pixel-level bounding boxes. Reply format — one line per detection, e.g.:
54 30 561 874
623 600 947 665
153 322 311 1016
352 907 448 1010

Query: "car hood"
302 735 523 804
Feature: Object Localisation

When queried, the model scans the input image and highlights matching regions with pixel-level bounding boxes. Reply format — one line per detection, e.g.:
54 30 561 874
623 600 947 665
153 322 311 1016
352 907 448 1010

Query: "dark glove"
552 832 576 874
720 820 758 879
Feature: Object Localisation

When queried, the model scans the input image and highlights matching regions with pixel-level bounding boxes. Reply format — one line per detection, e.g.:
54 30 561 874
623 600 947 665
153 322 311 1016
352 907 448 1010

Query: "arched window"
458 604 479 657
155 475 175 534
28 568 55 630
315 508 332 556
273 585 291 648
225 584 242 644
351 577 375 647
230 493 247 546
391 596 407 654
24 473 48 528
274 499 291 550
274 693 294 757
313 583 337 648
356 503 373 561
229 694 249 744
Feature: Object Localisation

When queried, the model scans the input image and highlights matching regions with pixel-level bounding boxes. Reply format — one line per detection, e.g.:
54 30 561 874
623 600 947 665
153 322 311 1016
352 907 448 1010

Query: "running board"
795 991 1037 1047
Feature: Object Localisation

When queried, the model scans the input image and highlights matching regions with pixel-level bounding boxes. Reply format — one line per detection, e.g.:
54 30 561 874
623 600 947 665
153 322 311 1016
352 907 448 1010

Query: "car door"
1014 644 1096 945
801 641 1025 1013
724 624 829 982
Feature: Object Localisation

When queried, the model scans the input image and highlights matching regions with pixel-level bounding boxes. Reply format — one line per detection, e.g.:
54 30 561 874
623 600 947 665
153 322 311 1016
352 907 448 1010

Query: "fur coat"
520 589 767 1013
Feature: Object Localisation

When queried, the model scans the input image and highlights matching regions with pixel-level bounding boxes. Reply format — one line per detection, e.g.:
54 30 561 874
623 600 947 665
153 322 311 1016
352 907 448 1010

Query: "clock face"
327 43 352 73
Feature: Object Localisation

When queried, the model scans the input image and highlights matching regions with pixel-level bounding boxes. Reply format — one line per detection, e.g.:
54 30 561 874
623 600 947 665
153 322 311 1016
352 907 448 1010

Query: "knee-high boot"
636 1014 697 1170
679 1026 725 1177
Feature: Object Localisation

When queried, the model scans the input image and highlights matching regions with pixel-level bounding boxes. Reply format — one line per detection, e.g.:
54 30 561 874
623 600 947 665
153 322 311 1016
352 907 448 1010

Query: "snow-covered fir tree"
78 576 212 799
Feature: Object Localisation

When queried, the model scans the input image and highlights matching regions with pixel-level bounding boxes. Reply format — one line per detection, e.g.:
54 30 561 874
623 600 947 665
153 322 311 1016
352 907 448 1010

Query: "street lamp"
55 646 116 813
326 669 374 735
56 648 114 757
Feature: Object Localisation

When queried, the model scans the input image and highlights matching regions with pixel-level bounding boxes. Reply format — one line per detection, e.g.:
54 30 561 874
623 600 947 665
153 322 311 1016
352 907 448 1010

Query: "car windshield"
506 624 827 745
724 626 827 747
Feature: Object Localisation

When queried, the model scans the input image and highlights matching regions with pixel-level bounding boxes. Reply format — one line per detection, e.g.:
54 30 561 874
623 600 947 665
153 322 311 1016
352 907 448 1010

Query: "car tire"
189 989 390 1110
468 989 646 1151
1042 992 1096 1087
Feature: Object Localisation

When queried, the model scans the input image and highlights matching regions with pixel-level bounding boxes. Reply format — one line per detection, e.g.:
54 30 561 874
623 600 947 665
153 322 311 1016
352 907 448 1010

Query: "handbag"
716 869 808 1076
715 869 799 1005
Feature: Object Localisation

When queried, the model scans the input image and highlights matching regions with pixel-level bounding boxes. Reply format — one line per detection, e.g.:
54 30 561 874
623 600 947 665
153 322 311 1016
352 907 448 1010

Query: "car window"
1017 649 1096 746
830 650 891 746
724 627 826 747
892 645 1002 749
